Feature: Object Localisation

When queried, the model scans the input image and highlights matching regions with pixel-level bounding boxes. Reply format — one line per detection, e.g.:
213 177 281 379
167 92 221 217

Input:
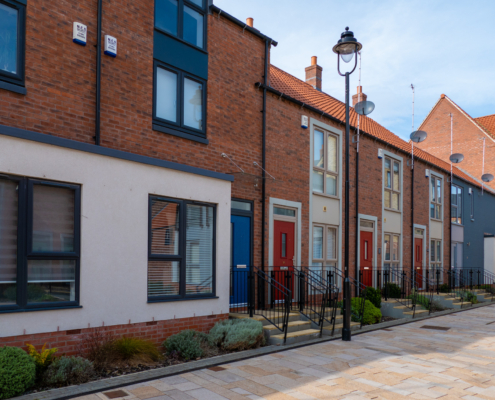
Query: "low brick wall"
0 313 229 356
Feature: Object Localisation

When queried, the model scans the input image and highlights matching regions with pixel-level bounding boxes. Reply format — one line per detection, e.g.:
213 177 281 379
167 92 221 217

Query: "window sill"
0 80 27 95
384 207 401 214
312 191 339 200
451 222 464 227
154 27 208 55
148 295 218 304
153 123 209 145
430 218 442 222
0 305 82 314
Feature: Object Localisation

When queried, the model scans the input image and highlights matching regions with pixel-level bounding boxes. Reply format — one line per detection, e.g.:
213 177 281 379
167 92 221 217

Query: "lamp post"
333 27 362 342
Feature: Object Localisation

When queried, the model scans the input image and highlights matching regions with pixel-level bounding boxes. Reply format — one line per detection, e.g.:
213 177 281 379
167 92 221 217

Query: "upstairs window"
430 176 442 219
0 0 26 93
313 128 338 196
451 185 462 225
384 157 400 211
155 0 206 49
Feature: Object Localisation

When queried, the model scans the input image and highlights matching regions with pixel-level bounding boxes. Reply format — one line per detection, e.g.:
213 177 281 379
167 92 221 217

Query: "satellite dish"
449 153 464 163
410 130 427 143
354 100 375 116
482 173 494 183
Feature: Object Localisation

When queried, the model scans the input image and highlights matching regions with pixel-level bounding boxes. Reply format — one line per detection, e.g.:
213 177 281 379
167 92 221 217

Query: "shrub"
164 330 207 361
209 319 264 351
0 346 36 399
112 337 161 362
43 356 94 387
464 291 478 304
439 283 450 293
350 298 382 325
364 287 381 309
77 328 116 372
382 282 401 298
430 300 445 312
26 343 58 379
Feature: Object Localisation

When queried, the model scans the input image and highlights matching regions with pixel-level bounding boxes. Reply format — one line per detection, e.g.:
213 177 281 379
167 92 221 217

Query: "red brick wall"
0 313 228 356
417 98 495 192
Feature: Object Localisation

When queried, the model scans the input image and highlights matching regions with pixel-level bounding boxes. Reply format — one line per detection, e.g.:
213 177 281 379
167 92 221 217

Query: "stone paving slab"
13 302 495 400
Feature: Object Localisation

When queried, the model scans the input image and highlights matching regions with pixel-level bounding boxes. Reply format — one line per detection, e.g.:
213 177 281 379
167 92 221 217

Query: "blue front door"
230 215 251 305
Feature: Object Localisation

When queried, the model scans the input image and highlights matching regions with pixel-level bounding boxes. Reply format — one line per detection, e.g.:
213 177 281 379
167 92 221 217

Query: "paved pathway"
77 305 495 400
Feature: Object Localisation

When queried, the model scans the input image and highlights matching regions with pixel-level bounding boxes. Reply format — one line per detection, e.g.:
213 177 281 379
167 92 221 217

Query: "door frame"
231 198 254 267
413 223 427 276
269 198 301 268
357 214 378 286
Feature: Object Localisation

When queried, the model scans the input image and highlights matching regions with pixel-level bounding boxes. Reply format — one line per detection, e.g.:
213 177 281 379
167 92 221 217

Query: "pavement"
75 304 495 400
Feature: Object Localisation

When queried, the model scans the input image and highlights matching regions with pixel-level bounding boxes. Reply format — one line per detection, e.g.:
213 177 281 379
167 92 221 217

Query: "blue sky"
213 0 495 141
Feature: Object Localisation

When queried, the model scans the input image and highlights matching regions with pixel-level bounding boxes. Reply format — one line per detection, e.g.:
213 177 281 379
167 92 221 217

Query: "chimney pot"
246 18 253 27
352 86 367 107
305 56 323 91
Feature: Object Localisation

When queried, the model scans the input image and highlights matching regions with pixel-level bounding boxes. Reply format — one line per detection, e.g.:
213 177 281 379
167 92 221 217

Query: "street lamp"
333 27 362 342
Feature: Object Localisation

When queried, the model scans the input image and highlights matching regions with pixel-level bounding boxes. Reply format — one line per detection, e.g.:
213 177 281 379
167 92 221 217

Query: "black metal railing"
230 266 290 344
459 268 495 301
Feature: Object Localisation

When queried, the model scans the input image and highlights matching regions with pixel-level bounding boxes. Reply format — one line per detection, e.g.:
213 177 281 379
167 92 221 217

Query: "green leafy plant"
382 282 401 299
209 319 264 351
77 328 116 372
0 346 36 399
350 298 382 325
43 356 94 387
26 343 58 378
364 287 381 309
112 337 161 362
407 290 430 310
439 283 450 293
163 330 207 361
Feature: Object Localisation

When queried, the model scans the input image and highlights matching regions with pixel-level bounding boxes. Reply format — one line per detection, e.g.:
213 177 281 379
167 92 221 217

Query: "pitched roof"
269 65 494 194
475 114 495 138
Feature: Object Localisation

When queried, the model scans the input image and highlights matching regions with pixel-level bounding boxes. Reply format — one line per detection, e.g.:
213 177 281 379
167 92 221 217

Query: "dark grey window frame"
154 0 208 51
148 195 216 303
152 60 208 144
451 184 462 225
0 175 81 313
0 0 27 95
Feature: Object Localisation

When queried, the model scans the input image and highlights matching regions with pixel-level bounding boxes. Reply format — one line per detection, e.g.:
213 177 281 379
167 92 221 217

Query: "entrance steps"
380 299 429 319
431 293 473 309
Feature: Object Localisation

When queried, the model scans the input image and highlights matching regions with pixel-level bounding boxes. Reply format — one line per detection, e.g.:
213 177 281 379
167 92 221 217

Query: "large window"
384 157 400 211
430 239 442 271
451 185 462 224
313 128 338 196
0 0 26 93
312 224 337 267
148 196 215 301
153 62 206 140
155 0 206 49
430 176 442 219
0 176 81 311
384 233 400 270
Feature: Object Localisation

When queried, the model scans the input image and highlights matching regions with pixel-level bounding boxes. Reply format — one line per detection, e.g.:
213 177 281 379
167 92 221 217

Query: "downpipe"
95 0 102 145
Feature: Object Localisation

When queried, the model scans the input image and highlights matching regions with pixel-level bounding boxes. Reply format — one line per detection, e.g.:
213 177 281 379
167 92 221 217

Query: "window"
274 207 296 217
0 0 26 93
430 176 442 219
470 188 474 220
153 62 206 140
430 239 442 271
148 196 215 301
0 176 81 311
155 0 206 49
312 224 337 267
384 233 400 270
384 157 400 210
313 128 338 196
451 185 462 224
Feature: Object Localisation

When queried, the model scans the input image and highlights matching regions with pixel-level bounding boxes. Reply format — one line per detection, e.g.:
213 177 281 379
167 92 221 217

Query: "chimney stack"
246 18 253 27
305 56 323 91
352 86 367 106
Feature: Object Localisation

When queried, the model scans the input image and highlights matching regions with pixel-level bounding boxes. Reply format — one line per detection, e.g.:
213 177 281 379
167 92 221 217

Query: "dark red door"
414 238 423 289
273 220 295 301
360 231 373 286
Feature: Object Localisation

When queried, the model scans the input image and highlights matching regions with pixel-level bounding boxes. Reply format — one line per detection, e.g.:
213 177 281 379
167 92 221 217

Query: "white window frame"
451 185 462 225
384 157 401 211
430 239 442 271
312 128 339 197
384 233 400 269
430 176 442 220
311 223 338 268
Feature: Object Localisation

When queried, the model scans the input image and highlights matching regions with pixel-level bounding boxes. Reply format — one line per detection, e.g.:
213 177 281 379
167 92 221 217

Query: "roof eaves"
209 5 278 46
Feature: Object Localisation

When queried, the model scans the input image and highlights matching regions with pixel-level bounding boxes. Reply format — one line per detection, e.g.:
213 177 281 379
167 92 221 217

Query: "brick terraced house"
0 1 492 350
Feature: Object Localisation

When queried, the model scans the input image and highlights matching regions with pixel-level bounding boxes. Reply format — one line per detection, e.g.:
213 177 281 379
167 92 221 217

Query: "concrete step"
263 320 311 337
322 321 361 337
452 302 473 309
269 328 322 345
229 312 301 326
475 293 494 302
381 301 414 319
403 309 429 317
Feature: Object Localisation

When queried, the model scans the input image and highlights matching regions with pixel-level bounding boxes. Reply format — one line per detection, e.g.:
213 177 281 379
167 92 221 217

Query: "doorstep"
12 301 495 400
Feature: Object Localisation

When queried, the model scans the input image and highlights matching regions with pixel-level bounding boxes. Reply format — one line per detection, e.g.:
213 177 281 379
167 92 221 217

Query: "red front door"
273 220 295 301
360 231 373 287
414 238 423 289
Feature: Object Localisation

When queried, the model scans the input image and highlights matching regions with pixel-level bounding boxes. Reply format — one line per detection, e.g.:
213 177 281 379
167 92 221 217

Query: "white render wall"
0 135 231 338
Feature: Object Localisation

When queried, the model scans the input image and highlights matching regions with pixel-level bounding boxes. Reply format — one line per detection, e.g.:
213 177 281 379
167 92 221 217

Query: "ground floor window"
384 233 400 271
430 239 442 271
0 176 81 311
312 224 337 268
148 196 215 301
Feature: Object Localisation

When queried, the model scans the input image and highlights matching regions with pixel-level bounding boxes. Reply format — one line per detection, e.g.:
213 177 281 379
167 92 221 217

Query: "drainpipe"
261 39 270 270
95 0 102 145
355 138 359 297
412 165 415 280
